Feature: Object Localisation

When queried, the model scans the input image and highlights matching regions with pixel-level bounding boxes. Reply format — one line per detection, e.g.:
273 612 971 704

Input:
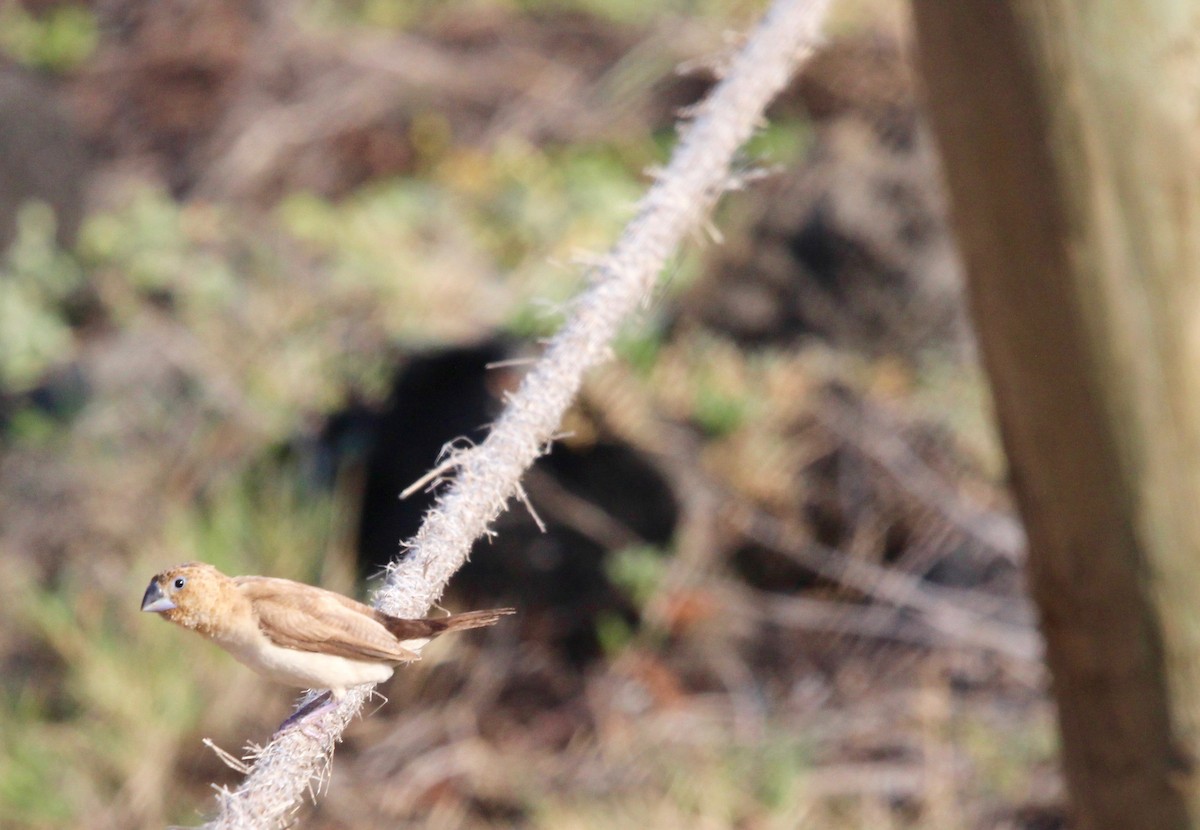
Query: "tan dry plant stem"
201 0 832 826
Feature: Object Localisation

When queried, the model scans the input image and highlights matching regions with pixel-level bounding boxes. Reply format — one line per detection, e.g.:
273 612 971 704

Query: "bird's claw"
275 690 335 734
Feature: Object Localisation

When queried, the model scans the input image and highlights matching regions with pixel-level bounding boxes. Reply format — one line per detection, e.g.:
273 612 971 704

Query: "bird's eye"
173 577 186 590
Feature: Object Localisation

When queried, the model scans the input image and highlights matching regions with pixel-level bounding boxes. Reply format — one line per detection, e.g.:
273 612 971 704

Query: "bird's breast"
226 633 395 693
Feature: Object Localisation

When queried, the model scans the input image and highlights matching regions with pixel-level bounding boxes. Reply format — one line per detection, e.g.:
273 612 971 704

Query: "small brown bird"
140 562 514 701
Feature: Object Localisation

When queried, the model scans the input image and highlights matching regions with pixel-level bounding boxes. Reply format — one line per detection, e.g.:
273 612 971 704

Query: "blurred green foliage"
613 324 665 377
303 0 763 30
279 140 651 341
81 190 233 303
606 544 668 608
596 544 668 655
0 204 84 393
534 731 817 828
743 118 812 169
0 4 98 73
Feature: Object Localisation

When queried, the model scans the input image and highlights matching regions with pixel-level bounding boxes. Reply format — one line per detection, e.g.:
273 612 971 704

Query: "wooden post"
910 3 1200 829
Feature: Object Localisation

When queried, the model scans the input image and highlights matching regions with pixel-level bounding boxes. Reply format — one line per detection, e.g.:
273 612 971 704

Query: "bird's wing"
233 576 418 663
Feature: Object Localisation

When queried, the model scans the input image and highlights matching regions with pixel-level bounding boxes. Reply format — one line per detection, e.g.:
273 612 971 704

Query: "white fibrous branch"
202 0 831 825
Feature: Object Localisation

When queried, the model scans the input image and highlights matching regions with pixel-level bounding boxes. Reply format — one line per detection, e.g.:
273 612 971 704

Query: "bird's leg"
275 690 334 733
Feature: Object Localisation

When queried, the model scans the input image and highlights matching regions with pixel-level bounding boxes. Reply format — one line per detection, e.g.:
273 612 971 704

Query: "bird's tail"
377 607 516 640
431 607 517 634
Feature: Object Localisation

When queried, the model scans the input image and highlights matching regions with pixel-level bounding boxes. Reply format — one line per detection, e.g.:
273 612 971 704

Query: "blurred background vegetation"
0 0 1056 828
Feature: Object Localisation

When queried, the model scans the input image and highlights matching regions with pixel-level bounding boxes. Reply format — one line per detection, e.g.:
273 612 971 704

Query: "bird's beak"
140 579 176 613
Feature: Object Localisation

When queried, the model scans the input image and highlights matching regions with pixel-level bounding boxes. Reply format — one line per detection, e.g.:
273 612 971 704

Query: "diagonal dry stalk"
201 0 831 825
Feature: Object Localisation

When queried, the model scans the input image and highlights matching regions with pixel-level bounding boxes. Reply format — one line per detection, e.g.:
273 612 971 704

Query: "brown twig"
728 503 1041 664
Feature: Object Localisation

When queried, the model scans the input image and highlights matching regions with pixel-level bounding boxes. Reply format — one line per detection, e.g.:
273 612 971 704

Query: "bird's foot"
275 690 335 734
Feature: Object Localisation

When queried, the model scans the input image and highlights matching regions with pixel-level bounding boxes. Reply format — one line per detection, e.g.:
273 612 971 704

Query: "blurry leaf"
0 4 97 73
605 544 668 607
743 118 812 168
692 383 747 437
0 203 83 393
504 300 564 339
615 325 664 377
595 610 634 656
5 409 60 446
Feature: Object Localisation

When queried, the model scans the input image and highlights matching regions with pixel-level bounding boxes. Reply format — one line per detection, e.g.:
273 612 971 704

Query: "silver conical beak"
140 579 176 613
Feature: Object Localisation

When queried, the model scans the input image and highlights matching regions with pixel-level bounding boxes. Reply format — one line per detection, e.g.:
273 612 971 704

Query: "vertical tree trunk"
911 3 1200 829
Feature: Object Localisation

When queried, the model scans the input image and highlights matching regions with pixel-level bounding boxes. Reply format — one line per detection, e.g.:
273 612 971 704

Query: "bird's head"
140 561 231 635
